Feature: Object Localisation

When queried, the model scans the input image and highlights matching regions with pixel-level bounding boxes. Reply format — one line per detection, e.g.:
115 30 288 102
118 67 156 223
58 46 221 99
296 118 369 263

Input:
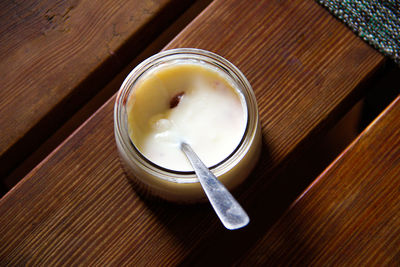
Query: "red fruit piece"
170 92 185 108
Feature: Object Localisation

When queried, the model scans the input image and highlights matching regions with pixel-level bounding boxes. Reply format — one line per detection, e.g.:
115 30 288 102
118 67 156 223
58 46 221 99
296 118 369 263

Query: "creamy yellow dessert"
126 63 247 171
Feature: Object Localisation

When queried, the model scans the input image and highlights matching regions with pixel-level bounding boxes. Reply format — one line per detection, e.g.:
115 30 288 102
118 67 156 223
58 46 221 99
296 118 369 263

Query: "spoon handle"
181 142 249 230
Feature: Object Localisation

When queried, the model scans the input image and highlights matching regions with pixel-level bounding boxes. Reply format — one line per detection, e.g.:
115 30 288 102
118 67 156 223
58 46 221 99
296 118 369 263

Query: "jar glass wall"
114 48 261 203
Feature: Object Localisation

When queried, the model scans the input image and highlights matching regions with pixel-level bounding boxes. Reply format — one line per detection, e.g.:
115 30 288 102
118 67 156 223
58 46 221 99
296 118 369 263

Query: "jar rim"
114 48 259 184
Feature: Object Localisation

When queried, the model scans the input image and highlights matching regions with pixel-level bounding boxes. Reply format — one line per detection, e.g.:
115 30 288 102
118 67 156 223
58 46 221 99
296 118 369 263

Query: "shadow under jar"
114 48 261 203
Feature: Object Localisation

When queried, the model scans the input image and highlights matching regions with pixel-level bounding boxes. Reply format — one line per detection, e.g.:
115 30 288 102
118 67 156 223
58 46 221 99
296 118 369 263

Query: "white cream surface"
127 62 247 171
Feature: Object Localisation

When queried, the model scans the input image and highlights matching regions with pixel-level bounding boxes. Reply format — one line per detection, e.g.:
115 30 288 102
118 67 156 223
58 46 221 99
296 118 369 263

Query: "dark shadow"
121 136 274 264
360 61 400 130
179 136 323 266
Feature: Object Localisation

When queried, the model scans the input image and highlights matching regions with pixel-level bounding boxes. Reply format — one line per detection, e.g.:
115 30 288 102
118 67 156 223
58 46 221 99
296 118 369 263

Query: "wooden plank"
2 0 213 192
0 0 385 265
0 0 195 179
236 95 400 265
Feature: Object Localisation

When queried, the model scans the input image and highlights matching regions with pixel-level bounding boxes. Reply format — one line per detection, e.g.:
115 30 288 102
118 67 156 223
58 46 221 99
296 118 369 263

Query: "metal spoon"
180 142 249 230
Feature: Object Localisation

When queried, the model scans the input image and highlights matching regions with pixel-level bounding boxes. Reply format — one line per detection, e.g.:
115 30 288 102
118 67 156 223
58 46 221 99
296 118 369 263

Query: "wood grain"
0 0 385 265
236 95 400 265
2 0 213 192
0 0 195 179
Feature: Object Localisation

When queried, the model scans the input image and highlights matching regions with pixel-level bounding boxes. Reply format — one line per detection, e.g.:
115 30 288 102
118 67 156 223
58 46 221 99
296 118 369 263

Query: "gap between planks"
2 0 213 194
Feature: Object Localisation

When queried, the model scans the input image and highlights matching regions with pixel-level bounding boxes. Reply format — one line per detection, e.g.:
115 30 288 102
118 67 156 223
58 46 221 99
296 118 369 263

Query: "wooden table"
0 0 201 187
237 96 400 265
1 0 399 265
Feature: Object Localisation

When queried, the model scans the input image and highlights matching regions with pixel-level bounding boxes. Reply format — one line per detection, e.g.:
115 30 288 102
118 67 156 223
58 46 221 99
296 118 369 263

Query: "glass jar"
114 48 261 203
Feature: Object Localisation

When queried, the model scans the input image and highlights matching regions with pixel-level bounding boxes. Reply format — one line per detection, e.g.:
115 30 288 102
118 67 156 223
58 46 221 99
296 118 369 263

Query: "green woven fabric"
317 0 400 64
